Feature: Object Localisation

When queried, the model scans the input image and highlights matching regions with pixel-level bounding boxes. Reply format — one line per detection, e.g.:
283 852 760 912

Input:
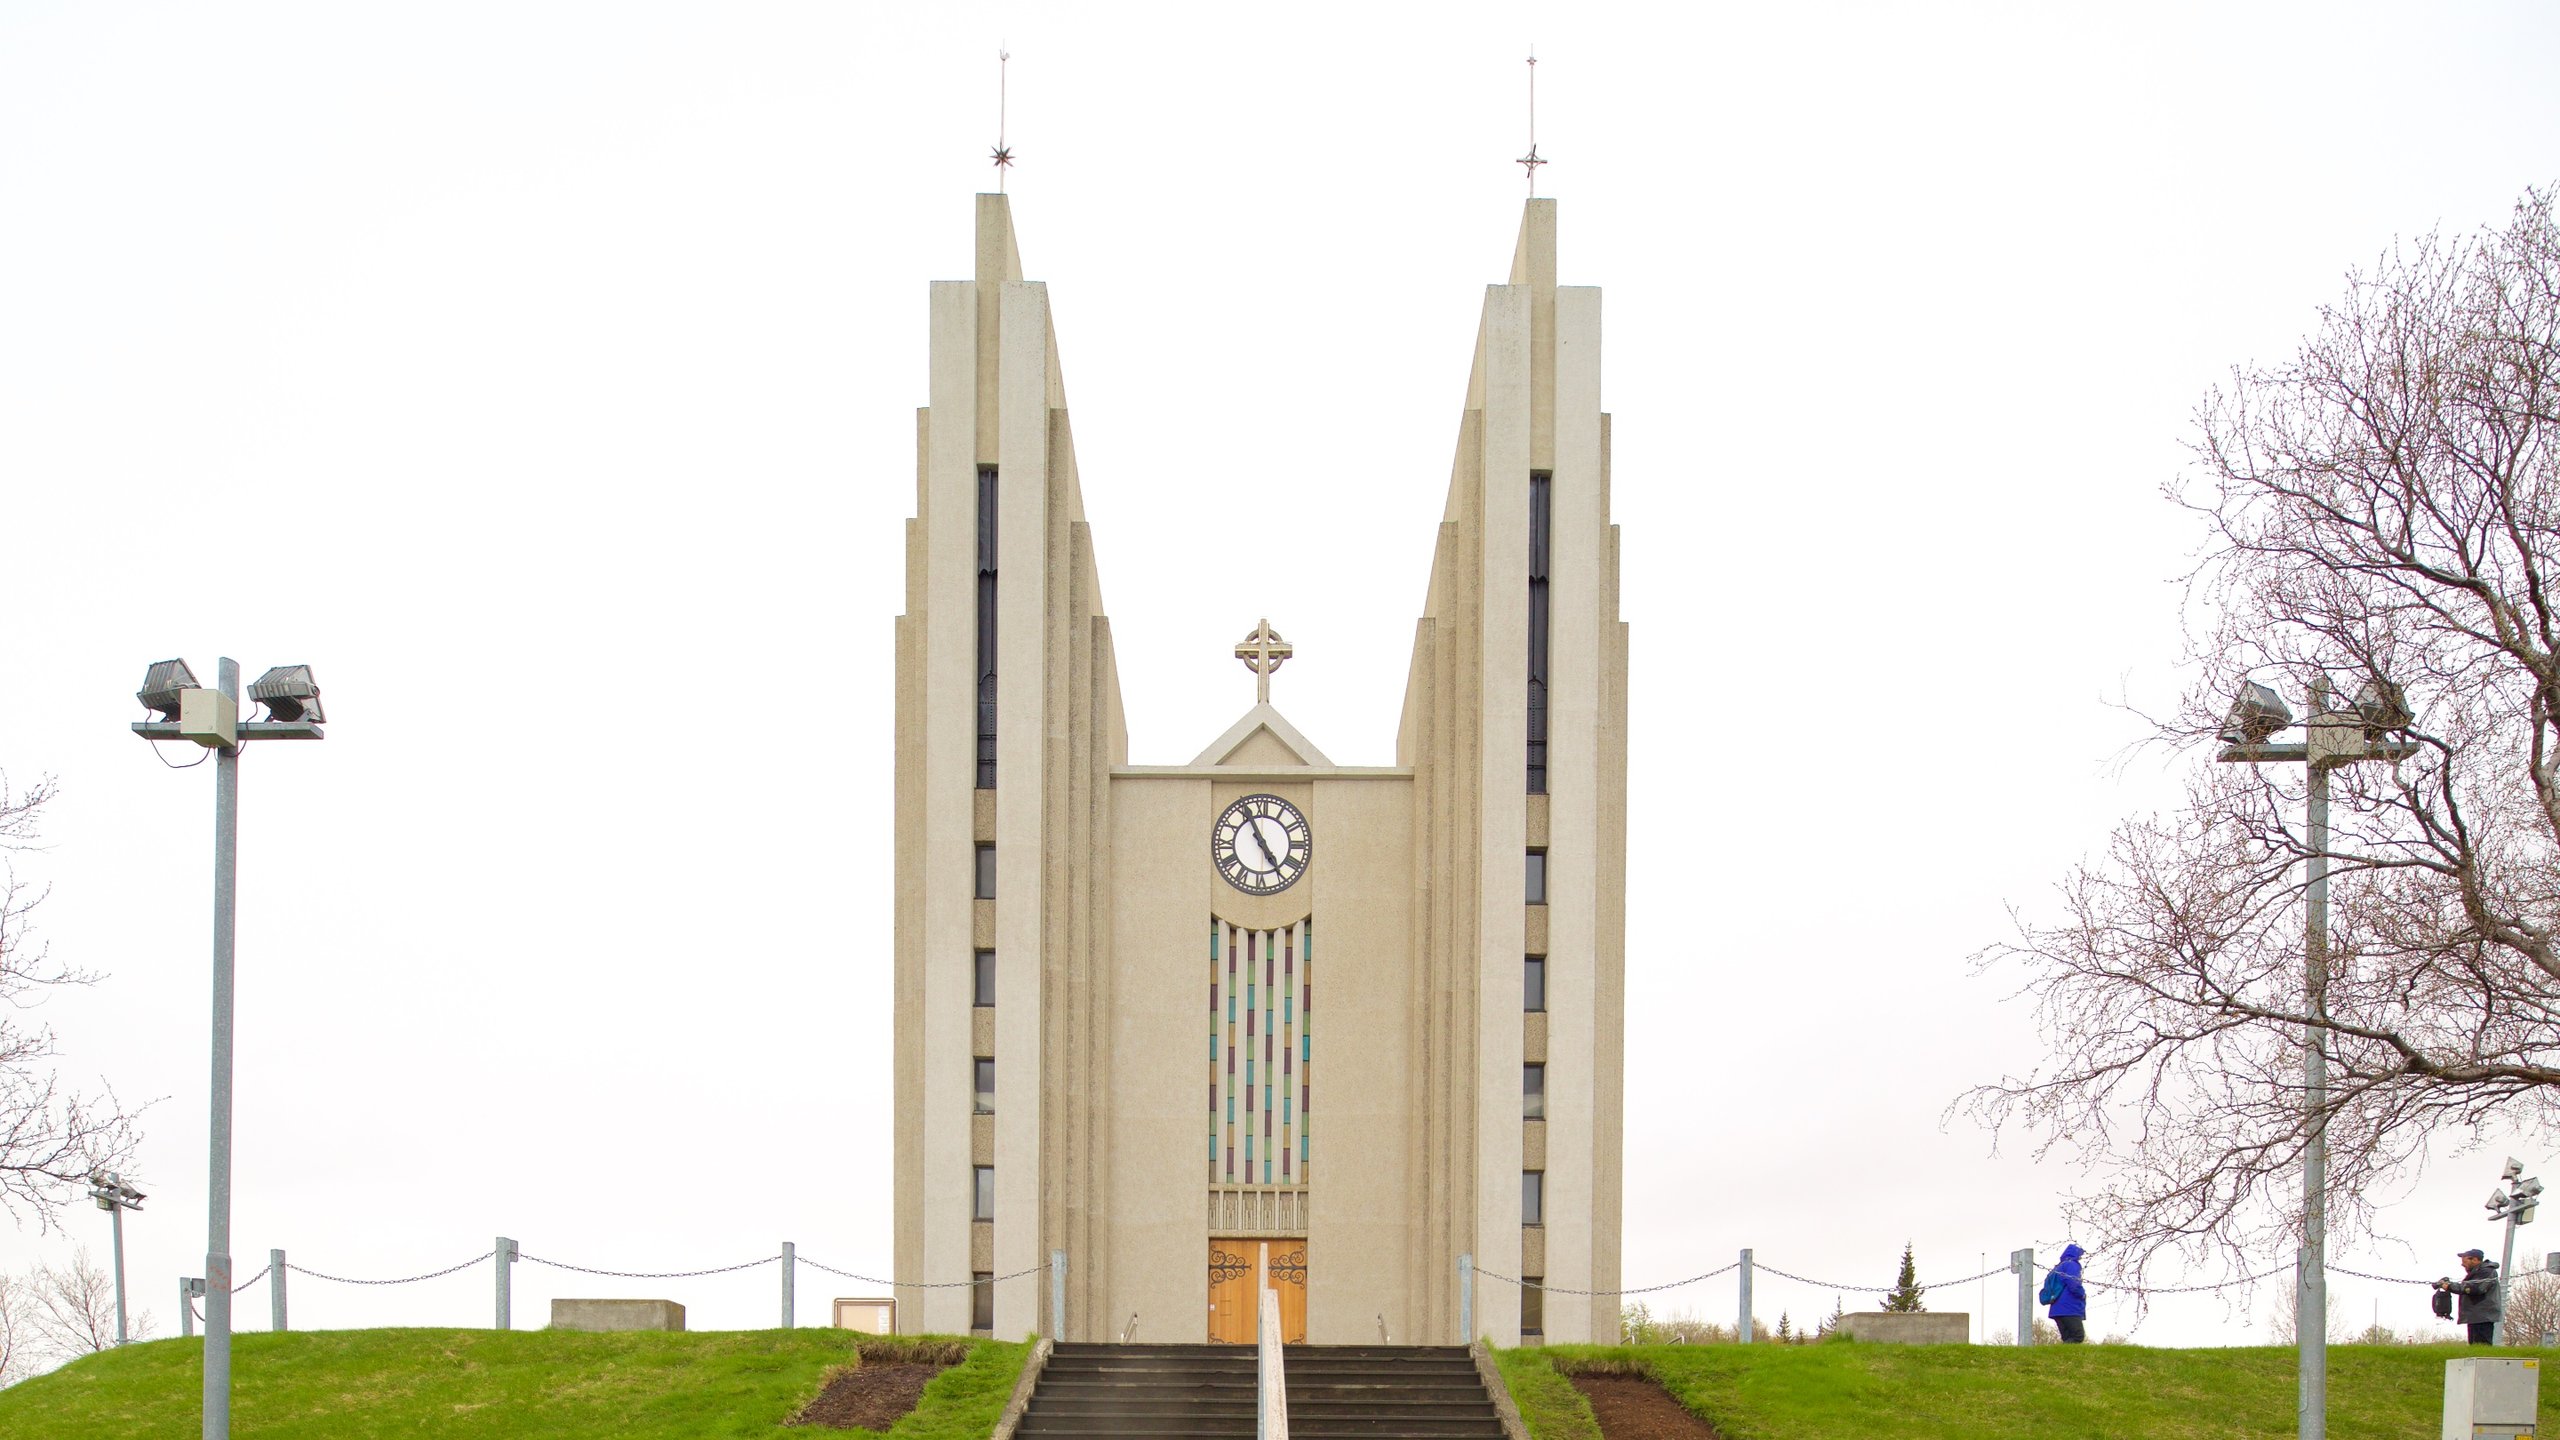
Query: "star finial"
1517 50 1546 196
991 46 1013 192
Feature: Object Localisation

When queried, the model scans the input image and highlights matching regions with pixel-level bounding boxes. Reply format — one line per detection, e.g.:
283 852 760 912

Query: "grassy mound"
0 1328 1027 1440
1499 1340 2556 1440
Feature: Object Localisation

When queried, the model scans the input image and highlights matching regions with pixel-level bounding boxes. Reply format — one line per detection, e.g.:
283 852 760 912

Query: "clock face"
1212 793 1311 895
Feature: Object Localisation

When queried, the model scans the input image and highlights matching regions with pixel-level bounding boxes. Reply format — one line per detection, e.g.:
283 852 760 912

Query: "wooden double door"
1206 1239 1308 1344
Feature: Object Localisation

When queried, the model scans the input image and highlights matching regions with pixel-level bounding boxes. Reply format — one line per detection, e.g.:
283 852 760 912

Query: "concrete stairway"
1016 1342 1508 1438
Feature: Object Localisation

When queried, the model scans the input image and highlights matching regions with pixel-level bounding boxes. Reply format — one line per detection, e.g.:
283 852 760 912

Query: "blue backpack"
2037 1272 2064 1306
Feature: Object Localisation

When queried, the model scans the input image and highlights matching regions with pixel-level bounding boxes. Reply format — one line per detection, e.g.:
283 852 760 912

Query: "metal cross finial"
1234 619 1293 705
1516 50 1546 195
990 46 1014 190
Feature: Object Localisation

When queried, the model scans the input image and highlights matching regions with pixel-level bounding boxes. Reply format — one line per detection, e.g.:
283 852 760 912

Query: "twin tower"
892 194 1629 1346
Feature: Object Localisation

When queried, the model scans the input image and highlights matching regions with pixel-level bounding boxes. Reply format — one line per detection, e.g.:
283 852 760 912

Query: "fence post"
495 1237 517 1331
1457 1253 1473 1343
271 1249 288 1332
781 1241 796 1329
181 1278 201 1338
1051 1248 1067 1340
2012 1247 2036 1346
1738 1249 1755 1344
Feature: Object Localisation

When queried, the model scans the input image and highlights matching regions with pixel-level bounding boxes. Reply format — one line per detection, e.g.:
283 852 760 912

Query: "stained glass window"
1210 917 1312 1186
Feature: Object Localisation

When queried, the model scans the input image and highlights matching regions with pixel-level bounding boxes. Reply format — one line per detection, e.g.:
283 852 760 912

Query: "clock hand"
1245 823 1279 872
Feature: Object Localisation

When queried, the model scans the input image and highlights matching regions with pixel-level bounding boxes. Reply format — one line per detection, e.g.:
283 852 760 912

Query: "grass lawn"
1500 1340 2555 1440
0 1328 1028 1440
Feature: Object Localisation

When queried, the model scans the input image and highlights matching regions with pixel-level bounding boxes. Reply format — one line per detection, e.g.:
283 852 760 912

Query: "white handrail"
1256 1287 1289 1440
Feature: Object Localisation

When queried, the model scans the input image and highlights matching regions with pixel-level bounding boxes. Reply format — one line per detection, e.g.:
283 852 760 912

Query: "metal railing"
1257 1286 1290 1440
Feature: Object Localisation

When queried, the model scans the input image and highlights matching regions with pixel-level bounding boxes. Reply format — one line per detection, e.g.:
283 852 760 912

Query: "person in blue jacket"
2043 1243 2089 1343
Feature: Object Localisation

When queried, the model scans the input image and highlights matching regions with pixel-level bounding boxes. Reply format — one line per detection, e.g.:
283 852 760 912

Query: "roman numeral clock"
1213 792 1311 894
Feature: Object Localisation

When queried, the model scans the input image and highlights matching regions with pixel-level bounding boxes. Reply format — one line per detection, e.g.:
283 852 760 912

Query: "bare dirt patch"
1570 1372 1726 1440
788 1360 954 1430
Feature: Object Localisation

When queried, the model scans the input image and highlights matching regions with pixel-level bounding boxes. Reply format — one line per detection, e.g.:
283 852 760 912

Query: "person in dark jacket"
2044 1243 2089 1343
2436 1248 2504 1344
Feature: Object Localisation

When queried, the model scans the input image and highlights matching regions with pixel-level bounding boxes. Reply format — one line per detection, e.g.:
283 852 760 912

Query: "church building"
891 192 1628 1347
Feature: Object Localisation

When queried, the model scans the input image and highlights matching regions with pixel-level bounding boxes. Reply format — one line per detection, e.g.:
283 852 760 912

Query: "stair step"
1021 1341 1502 1438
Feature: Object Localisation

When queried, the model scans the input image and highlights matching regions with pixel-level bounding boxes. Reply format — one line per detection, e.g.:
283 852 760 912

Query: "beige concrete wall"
1543 280 1603 1341
909 273 981 1336
1104 775 1214 1342
1471 275 1531 1348
992 275 1052 1340
1305 774 1415 1343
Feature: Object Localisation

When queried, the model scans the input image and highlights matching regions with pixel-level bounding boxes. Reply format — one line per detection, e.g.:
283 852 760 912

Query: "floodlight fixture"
248 664 324 724
2489 1189 2512 1211
2220 681 2292 745
2354 678 2411 739
2507 1156 2527 1180
137 659 201 719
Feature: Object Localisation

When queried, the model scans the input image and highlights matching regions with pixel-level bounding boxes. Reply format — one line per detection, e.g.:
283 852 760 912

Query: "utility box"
2445 1356 2540 1440
833 1296 896 1334
178 688 237 748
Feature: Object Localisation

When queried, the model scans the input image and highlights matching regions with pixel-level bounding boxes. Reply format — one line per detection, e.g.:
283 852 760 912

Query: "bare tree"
23 1247 151 1358
1961 185 2560 1287
1 771 143 1227
0 1271 28 1387
2500 1269 2560 1344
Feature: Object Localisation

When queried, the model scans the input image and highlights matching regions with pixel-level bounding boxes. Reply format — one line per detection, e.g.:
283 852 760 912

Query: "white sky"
4 2 2558 1355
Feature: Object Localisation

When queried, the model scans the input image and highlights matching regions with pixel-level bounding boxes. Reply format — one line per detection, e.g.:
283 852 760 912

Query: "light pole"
134 658 326 1440
2216 675 2414 1440
88 1170 147 1344
2485 1157 2542 1343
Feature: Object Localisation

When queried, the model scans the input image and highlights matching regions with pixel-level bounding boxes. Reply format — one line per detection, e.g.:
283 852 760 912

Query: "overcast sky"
4 2 2559 1357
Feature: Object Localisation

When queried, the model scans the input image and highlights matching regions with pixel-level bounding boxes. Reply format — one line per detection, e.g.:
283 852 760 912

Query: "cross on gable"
1234 619 1293 705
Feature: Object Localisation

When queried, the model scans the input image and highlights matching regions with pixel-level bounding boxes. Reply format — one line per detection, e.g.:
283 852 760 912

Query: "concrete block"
549 1298 686 1333
1839 1312 1968 1344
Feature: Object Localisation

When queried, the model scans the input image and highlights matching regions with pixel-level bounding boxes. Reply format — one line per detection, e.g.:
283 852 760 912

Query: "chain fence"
1473 1252 2421 1303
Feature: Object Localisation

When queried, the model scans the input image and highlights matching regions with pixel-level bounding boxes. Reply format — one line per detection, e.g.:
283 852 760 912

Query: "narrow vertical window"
1521 1277 1545 1339
1524 956 1546 1012
974 1058 996 1113
976 844 997 899
974 949 997 1007
973 1165 996 1220
1523 1170 1545 1226
1527 471 1551 794
1525 849 1547 905
975 466 998 789
971 1274 994 1332
1524 1063 1546 1119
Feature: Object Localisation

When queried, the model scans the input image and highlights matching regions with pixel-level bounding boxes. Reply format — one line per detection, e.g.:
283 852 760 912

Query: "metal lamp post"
2485 1158 2542 1343
88 1170 147 1344
134 657 326 1440
2215 675 2415 1440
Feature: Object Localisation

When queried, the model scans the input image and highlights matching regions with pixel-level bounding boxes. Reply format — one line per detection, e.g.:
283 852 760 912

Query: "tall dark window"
971 1273 994 1331
975 466 999 789
1522 1170 1545 1226
1521 1277 1545 1338
974 1058 996 1113
1525 956 1547 1012
976 844 997 899
1527 471 1551 794
1524 1063 1546 1119
974 949 997 1006
974 1165 996 1220
1525 849 1548 905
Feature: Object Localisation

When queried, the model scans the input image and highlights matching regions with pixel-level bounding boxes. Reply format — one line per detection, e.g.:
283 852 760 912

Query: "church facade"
891 193 1627 1346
